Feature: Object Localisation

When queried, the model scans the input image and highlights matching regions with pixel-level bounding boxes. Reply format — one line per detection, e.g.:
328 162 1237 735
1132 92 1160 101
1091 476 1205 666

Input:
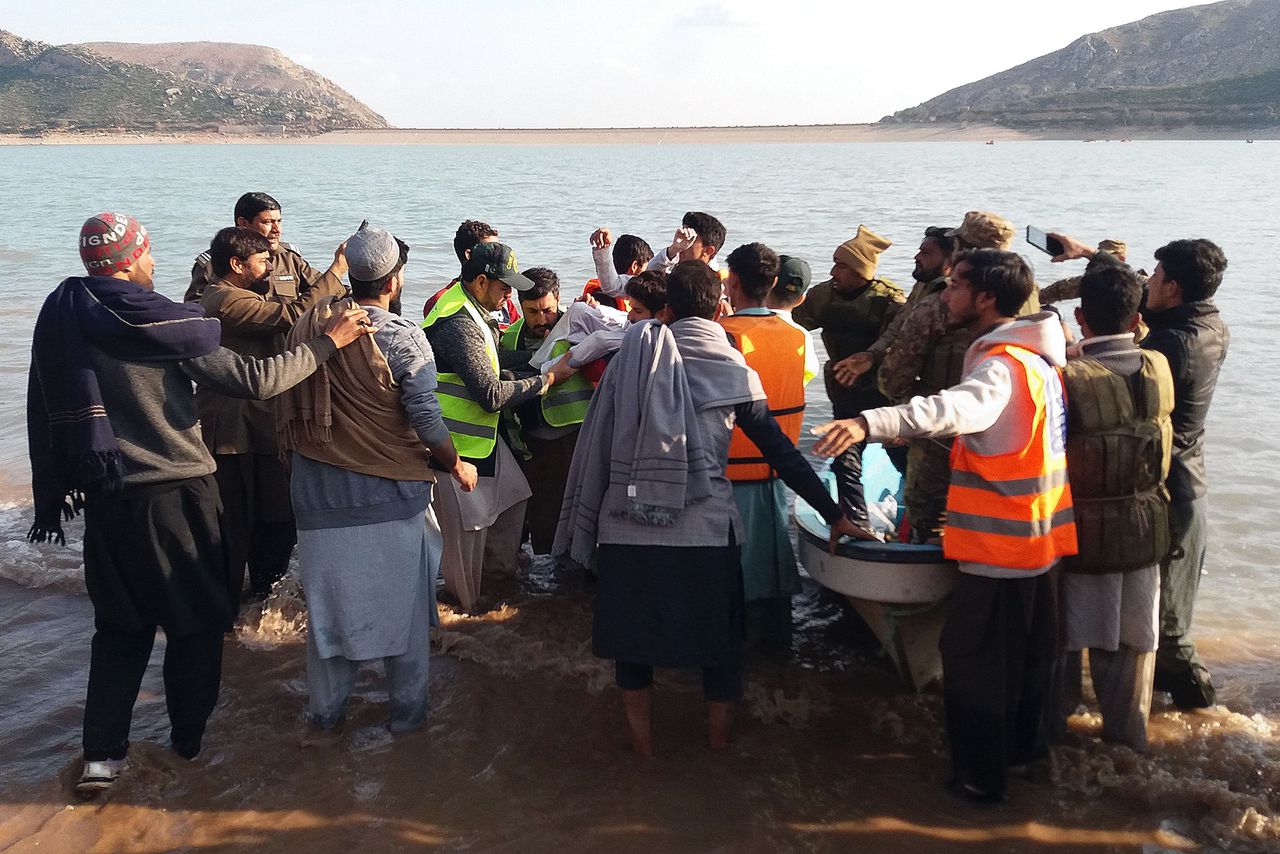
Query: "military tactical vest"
1059 351 1174 574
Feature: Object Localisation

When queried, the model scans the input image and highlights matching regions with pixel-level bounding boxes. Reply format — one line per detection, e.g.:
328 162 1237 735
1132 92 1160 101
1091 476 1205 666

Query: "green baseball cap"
464 241 534 291
776 255 812 296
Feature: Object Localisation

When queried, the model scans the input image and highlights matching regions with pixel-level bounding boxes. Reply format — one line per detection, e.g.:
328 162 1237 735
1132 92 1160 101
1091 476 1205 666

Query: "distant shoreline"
1 123 1277 146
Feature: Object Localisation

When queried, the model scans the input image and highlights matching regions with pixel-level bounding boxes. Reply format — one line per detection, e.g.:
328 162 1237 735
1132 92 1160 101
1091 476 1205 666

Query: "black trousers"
832 440 908 525
213 453 296 600
614 659 742 703
939 570 1058 797
82 626 223 761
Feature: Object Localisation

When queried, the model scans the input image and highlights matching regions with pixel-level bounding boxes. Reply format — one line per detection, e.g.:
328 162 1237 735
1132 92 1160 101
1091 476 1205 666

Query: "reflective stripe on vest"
499 319 592 428
719 312 808 482
541 339 594 427
944 344 1078 569
423 282 501 459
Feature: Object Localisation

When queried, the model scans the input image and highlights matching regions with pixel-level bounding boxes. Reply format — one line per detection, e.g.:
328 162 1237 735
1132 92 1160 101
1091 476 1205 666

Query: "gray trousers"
1050 648 1156 751
433 476 528 612
306 579 434 732
1156 498 1214 705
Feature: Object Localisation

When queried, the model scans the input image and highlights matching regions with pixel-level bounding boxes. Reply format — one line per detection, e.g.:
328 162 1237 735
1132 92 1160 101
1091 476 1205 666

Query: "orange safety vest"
582 278 632 312
944 343 1078 569
719 312 808 482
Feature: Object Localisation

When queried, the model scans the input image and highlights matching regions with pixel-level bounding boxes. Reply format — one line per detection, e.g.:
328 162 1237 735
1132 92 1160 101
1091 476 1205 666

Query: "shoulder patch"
279 242 300 255
194 251 211 266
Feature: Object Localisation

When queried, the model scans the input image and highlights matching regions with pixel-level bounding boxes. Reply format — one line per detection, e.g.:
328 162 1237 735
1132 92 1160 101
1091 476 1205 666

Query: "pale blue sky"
2 0 1195 127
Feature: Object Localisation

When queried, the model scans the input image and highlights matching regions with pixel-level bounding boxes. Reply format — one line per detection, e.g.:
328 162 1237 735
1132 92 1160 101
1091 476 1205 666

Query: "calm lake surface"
0 140 1277 852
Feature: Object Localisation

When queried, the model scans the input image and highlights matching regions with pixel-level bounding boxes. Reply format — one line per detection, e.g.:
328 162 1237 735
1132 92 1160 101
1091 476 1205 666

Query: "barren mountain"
885 0 1280 131
0 30 387 135
81 41 386 129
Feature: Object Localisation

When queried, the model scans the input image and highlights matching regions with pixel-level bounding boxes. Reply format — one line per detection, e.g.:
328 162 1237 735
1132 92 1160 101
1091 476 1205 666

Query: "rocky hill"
0 30 388 135
884 0 1280 131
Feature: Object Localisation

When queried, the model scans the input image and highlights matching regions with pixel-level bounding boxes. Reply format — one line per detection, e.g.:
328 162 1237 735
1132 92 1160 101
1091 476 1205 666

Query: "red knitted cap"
79 212 150 275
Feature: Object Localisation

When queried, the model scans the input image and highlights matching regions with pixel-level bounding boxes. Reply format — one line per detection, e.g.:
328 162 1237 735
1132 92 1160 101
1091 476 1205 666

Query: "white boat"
794 446 957 690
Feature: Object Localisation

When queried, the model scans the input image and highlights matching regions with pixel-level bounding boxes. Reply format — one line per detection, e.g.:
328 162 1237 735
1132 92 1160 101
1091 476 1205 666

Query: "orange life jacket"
582 278 631 312
944 343 1078 569
719 312 808 482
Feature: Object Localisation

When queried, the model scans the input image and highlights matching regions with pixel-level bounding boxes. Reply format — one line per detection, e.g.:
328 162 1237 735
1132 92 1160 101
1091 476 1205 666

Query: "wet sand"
4 560 1279 854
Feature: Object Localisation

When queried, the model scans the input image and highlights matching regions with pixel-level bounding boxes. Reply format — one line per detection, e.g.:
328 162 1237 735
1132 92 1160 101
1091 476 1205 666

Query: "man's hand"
452 459 478 493
329 240 350 278
828 515 882 553
543 354 579 390
323 307 374 347
1048 232 1094 264
668 226 697 259
811 417 869 457
577 291 600 308
590 228 613 249
832 352 874 387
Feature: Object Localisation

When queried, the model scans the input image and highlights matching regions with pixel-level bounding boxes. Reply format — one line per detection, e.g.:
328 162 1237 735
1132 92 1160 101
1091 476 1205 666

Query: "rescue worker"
792 225 905 525
1050 259 1174 751
812 249 1077 804
197 226 349 601
720 243 817 649
422 242 574 611
185 192 346 302
875 212 1035 542
500 267 594 557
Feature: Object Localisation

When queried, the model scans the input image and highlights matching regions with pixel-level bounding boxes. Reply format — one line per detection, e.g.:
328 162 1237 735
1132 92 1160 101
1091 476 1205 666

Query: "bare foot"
707 701 733 750
622 688 653 757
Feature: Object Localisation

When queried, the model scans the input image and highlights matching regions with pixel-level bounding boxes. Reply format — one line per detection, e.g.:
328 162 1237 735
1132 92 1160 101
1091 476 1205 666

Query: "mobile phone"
1026 225 1064 256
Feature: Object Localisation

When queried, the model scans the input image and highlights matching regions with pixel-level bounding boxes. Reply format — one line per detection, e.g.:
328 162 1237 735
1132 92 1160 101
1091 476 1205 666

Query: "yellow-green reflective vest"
498 317 593 428
423 283 501 460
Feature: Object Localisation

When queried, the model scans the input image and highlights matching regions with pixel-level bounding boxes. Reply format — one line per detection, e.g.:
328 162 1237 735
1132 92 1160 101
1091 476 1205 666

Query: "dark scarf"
27 276 222 544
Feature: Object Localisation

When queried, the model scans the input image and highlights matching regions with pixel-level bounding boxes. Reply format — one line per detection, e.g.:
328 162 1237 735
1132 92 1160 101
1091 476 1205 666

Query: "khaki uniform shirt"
196 270 347 454
866 276 948 365
184 242 337 303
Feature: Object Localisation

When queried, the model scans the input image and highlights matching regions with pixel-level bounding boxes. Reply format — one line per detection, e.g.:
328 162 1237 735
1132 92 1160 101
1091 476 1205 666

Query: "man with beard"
827 226 955 542
811 249 1076 804
792 225 905 526
198 226 349 602
29 212 371 797
277 224 477 733
423 242 576 610
186 192 347 303
500 267 595 558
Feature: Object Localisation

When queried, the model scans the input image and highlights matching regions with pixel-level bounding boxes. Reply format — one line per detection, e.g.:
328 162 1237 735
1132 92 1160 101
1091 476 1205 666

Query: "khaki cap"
946 211 1015 251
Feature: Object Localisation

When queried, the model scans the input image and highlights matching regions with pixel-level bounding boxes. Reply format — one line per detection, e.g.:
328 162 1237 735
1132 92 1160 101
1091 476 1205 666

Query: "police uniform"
196 268 347 600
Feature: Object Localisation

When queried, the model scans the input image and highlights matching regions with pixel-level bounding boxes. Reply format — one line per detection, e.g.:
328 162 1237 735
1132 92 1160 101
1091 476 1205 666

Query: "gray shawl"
553 317 763 566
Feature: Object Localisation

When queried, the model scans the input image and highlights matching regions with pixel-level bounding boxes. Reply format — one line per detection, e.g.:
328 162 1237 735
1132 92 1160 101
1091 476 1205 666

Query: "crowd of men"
28 195 1229 807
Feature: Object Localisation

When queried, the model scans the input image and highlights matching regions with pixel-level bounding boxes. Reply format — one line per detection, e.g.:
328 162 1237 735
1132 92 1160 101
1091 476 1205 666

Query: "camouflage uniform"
876 294 974 542
184 242 340 303
793 277 905 521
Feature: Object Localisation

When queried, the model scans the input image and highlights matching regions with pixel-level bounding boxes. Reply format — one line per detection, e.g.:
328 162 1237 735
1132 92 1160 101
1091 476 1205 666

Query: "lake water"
0 140 1277 852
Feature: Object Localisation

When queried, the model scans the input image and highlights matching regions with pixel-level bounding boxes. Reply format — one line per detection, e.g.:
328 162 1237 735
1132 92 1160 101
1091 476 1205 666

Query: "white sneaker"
75 758 126 797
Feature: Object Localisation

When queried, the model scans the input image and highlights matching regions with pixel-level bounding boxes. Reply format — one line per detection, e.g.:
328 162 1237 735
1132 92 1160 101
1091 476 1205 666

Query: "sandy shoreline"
1 123 1276 146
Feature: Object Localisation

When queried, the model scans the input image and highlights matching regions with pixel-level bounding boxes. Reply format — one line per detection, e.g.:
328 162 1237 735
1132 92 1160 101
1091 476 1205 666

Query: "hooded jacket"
861 312 1070 577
